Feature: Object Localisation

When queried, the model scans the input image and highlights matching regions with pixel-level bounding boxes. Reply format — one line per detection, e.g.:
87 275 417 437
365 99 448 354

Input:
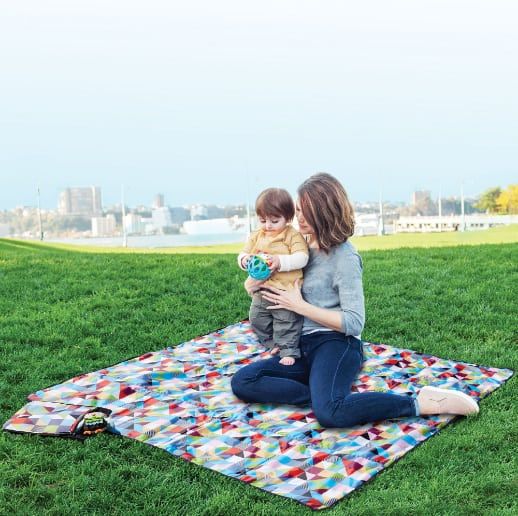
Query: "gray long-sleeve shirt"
301 241 365 337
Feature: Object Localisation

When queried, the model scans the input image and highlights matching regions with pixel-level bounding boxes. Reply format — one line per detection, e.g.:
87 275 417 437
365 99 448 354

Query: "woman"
231 173 479 428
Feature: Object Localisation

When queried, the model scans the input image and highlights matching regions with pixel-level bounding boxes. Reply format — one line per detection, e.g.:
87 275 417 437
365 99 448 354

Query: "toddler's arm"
277 252 309 272
273 229 309 272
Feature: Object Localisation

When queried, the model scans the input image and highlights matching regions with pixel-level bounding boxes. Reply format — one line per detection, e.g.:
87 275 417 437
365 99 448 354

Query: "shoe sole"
421 386 480 414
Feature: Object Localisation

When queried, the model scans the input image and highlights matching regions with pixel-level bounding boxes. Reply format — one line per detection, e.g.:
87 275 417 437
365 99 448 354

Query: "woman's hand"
263 278 344 331
261 279 307 314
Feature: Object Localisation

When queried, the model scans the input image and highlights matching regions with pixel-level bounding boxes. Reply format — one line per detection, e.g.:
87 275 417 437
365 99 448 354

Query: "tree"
496 185 518 214
414 196 437 216
474 187 501 213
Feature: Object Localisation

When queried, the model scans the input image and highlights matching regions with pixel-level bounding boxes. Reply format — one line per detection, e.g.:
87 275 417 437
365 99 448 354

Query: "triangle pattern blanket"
3 321 513 510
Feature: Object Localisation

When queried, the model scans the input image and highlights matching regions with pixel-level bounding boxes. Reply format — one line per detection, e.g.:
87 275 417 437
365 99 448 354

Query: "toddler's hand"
244 276 264 296
241 254 252 269
279 356 295 366
268 255 281 273
270 346 279 355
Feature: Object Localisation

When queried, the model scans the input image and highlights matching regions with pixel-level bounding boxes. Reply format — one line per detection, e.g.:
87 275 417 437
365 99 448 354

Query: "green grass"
350 223 518 251
0 237 516 515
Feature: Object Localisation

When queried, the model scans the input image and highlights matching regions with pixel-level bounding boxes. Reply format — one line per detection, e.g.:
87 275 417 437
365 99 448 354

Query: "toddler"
238 188 308 365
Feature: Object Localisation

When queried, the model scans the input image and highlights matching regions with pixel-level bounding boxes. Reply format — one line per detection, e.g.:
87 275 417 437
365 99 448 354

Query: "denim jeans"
231 331 417 428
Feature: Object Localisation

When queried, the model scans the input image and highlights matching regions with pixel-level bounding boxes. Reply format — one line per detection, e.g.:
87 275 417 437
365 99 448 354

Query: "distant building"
170 206 190 225
395 214 518 233
183 216 248 235
411 190 436 216
140 217 155 235
354 213 380 237
13 206 36 217
59 187 102 216
191 205 208 220
153 194 165 208
124 213 145 235
91 214 116 237
152 207 173 231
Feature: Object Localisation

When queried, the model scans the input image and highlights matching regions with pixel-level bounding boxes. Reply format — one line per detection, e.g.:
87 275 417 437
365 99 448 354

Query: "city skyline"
1 176 513 212
1 2 517 210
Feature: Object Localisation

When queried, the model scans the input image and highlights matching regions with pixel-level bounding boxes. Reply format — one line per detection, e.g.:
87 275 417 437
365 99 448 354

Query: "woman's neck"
307 234 319 249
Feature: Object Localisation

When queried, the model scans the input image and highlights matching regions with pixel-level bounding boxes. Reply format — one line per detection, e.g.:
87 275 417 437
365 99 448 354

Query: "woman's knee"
312 402 358 429
230 370 246 398
230 366 256 401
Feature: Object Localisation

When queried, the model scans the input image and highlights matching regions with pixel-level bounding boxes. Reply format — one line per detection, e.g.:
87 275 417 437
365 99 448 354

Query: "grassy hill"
0 235 516 515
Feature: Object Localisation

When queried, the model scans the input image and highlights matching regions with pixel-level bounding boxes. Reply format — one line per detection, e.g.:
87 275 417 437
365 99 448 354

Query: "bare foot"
279 356 295 366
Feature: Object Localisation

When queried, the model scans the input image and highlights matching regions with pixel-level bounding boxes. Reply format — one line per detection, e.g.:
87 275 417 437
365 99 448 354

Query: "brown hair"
255 188 295 222
297 172 355 252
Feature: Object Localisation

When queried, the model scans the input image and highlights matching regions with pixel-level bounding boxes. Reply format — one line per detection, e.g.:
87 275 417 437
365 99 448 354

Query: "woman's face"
295 198 314 235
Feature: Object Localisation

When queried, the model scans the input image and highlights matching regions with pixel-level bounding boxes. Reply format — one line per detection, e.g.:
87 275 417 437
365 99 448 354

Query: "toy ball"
247 254 273 280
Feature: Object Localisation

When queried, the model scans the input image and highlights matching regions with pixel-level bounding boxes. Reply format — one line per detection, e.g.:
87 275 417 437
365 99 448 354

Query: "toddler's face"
258 215 287 234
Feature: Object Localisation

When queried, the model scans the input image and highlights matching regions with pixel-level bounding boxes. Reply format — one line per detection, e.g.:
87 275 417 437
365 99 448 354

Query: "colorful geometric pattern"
3 321 513 510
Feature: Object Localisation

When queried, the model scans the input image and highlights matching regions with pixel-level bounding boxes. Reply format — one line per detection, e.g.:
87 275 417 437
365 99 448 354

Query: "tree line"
474 185 518 214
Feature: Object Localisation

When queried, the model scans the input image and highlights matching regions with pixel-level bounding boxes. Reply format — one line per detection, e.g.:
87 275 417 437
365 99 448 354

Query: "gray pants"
249 292 302 358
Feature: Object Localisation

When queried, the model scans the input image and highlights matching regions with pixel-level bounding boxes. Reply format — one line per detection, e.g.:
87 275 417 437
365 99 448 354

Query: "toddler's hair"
255 188 295 221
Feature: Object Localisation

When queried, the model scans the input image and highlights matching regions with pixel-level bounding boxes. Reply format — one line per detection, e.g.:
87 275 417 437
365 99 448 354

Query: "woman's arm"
260 280 344 332
260 249 365 335
334 251 365 335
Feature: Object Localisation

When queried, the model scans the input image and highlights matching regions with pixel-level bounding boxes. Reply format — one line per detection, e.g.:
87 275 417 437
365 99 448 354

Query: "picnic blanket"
3 321 513 510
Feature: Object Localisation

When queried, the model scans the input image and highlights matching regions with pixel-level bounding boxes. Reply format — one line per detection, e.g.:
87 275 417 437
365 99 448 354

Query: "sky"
1 0 517 210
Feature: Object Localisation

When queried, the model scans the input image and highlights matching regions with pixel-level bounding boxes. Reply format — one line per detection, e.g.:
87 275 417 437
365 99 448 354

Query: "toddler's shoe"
417 386 479 416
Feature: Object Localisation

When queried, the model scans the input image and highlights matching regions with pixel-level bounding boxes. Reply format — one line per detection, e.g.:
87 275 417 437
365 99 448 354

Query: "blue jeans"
231 331 417 428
